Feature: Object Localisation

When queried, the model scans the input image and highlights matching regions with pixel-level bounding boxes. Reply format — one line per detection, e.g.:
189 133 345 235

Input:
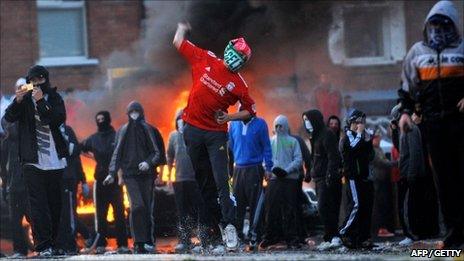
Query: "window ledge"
341 57 399 67
36 57 99 67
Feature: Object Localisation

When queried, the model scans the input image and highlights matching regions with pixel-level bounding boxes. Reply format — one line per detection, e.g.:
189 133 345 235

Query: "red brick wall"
0 0 38 94
87 0 143 58
1 0 143 94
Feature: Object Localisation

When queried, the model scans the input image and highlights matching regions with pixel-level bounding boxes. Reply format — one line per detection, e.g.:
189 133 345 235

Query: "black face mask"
96 112 112 132
27 65 51 94
427 15 457 51
37 81 51 94
97 120 111 132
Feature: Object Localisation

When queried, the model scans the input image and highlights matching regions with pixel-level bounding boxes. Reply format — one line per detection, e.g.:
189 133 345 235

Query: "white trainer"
174 243 188 253
224 224 239 251
329 236 343 249
191 245 204 254
399 237 414 247
336 246 348 253
211 244 226 255
316 241 332 251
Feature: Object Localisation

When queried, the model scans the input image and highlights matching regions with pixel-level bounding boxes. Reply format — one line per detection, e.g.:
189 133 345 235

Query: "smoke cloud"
71 1 335 140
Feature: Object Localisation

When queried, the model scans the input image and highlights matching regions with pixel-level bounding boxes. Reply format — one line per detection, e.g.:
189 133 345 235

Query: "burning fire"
76 156 131 222
76 90 190 220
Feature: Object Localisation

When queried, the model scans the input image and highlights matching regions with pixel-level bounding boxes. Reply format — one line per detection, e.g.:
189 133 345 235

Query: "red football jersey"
179 40 256 132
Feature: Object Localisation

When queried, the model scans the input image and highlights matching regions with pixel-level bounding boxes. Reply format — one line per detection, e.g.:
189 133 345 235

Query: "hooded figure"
26 65 52 94
107 101 165 179
423 1 460 52
302 110 342 249
270 115 302 180
105 101 165 253
398 0 464 249
399 0 463 119
338 109 375 249
3 65 67 257
80 111 128 253
260 115 302 249
96 111 112 132
327 115 341 142
167 109 208 253
168 109 196 183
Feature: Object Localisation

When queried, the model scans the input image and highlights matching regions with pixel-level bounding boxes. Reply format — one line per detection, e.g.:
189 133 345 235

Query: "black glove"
272 167 288 178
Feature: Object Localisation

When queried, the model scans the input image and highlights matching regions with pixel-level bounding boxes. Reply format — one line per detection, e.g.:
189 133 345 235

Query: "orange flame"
77 156 131 221
76 90 190 219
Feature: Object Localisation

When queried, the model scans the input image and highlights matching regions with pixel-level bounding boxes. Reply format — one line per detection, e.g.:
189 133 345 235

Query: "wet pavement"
2 235 461 260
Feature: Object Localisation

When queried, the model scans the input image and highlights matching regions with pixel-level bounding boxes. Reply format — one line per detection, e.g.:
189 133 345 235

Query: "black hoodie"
81 112 117 182
302 110 341 182
339 129 374 180
326 115 341 143
4 87 68 164
109 101 166 177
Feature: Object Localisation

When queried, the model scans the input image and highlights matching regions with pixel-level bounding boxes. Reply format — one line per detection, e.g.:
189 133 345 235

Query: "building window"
328 1 406 66
36 0 98 66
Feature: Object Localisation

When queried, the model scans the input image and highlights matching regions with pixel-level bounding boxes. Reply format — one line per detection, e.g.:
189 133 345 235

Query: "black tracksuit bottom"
23 165 63 252
9 191 31 255
397 178 417 240
173 180 206 245
373 178 394 233
339 178 373 248
262 178 300 246
94 180 127 247
398 177 440 241
424 115 464 247
315 179 342 242
56 179 78 252
183 124 234 227
232 165 264 241
56 179 92 252
124 174 154 245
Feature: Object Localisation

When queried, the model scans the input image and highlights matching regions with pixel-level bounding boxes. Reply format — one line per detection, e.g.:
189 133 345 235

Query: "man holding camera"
4 65 67 257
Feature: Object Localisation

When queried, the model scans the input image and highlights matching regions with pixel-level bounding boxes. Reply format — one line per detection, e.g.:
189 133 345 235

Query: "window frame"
329 1 406 67
36 0 98 67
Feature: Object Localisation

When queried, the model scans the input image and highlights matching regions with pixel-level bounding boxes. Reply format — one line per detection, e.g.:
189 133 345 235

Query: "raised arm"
173 22 191 49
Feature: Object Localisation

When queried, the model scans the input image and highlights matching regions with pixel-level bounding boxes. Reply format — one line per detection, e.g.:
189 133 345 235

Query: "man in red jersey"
173 22 256 251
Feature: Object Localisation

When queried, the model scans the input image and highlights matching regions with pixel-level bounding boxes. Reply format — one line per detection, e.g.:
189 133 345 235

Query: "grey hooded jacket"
270 115 302 180
399 0 463 120
108 101 163 177
167 109 196 182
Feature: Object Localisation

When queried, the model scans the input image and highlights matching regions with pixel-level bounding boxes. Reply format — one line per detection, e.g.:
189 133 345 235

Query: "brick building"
1 0 463 111
0 0 143 93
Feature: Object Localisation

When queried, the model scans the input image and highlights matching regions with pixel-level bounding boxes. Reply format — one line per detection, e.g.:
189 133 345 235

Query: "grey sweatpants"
124 174 154 244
